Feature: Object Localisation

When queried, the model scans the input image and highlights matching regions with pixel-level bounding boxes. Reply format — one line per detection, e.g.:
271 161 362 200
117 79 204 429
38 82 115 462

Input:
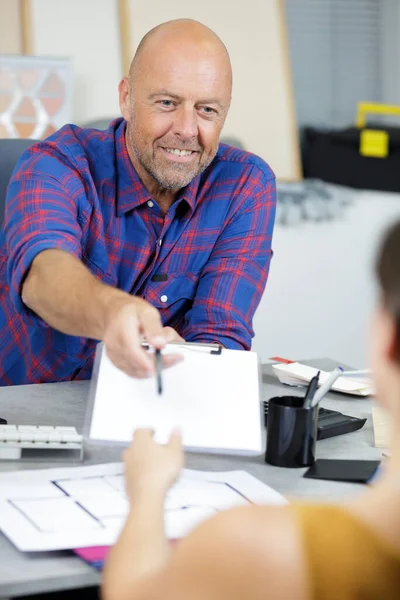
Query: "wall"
26 0 301 179
382 0 400 106
126 0 301 180
285 0 384 129
252 190 400 367
0 0 22 54
31 0 122 124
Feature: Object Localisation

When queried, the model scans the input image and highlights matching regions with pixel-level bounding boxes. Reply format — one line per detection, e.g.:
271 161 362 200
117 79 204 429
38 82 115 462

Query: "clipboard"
141 340 223 355
85 342 264 456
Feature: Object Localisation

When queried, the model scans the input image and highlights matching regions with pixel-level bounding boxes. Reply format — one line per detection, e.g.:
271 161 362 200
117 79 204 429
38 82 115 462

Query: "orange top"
292 504 400 599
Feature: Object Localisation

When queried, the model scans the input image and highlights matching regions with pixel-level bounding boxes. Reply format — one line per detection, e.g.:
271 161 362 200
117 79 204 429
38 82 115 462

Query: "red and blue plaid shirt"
0 118 276 385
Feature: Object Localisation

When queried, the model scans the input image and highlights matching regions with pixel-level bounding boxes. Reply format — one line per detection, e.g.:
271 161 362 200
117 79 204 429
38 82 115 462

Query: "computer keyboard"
0 425 83 461
263 401 367 440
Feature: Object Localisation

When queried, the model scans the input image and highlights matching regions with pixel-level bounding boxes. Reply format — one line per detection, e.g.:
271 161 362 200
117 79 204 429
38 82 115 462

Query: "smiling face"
119 21 232 196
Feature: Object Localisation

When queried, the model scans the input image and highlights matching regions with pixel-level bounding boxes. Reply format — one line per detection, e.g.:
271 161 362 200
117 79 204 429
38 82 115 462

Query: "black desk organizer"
263 401 366 440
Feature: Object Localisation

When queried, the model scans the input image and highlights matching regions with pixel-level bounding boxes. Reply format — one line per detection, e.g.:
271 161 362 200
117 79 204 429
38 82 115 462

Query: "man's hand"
124 428 184 501
162 326 185 344
103 297 183 378
22 249 185 380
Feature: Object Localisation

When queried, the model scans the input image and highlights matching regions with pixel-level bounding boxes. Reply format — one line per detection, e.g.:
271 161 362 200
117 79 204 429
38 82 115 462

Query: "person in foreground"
0 19 276 386
103 221 400 600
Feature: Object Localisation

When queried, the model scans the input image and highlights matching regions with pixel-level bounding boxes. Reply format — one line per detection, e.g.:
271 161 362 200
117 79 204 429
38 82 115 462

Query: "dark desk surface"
0 358 381 598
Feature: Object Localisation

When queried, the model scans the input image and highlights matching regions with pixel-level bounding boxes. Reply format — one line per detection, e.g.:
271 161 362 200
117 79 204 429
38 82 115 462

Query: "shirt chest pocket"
144 274 198 311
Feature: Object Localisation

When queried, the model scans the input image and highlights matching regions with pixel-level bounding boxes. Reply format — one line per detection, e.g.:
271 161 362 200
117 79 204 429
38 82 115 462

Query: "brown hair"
376 220 400 358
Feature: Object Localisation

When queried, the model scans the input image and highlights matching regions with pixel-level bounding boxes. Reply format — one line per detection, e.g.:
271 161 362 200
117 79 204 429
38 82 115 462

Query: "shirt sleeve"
4 168 83 327
180 169 276 350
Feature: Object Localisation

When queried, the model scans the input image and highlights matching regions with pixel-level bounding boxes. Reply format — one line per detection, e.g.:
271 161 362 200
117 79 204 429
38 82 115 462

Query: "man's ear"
118 77 130 121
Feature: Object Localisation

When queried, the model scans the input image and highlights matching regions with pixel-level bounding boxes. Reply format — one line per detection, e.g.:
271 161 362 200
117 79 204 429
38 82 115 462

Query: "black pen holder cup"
265 396 319 468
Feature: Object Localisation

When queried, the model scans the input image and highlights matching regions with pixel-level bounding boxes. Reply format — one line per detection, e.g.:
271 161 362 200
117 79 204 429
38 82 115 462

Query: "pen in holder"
265 396 319 468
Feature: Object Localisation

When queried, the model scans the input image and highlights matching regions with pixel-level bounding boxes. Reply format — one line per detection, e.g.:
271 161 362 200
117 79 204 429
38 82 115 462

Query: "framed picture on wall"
0 55 72 139
0 0 132 136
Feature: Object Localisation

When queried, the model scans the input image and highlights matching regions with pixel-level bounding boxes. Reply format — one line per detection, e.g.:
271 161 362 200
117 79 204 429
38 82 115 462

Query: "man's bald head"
119 19 232 196
129 19 232 92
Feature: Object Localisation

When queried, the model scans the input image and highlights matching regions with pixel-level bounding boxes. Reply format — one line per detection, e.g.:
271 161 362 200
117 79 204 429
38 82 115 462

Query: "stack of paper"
272 362 374 397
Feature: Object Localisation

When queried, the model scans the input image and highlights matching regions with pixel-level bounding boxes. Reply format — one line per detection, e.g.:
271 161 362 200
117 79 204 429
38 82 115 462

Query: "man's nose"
172 106 198 140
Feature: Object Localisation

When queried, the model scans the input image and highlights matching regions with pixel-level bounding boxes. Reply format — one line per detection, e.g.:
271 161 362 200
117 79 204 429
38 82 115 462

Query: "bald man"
0 19 276 386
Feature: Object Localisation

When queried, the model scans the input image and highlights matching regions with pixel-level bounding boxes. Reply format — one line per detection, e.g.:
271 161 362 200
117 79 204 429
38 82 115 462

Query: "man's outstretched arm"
22 249 182 377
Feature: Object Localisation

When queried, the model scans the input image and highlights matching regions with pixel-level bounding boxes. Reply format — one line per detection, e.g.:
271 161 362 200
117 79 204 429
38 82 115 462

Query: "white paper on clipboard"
85 343 264 455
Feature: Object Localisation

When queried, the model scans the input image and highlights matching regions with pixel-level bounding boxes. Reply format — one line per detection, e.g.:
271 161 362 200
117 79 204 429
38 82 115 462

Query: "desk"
0 358 381 599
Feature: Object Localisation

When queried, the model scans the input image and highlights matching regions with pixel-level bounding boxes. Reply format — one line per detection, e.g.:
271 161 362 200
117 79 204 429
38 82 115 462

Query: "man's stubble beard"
128 123 217 191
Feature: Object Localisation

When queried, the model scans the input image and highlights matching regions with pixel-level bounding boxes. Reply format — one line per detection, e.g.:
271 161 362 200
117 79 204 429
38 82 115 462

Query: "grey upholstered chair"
0 138 37 226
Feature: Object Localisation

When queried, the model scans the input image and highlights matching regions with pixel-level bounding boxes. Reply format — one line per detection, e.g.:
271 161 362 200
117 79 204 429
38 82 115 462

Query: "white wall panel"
31 0 122 124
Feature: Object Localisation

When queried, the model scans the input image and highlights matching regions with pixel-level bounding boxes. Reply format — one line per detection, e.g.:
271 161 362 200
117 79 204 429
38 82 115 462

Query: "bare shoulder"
157 504 309 600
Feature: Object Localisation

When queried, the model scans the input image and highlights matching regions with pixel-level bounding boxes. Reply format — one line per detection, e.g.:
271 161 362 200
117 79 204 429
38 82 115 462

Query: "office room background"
1 0 400 368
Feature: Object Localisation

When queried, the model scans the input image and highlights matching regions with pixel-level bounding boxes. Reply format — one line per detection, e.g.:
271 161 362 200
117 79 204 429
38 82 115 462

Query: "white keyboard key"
55 427 78 434
19 432 34 442
0 424 83 461
48 431 62 443
32 432 50 443
60 433 82 443
0 426 18 441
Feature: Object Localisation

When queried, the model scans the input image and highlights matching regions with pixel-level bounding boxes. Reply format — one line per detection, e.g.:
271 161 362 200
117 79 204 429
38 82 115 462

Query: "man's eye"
201 106 216 115
160 100 174 107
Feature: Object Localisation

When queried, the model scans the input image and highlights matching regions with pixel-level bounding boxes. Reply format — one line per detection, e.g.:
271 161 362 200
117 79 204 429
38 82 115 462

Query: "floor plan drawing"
0 463 286 551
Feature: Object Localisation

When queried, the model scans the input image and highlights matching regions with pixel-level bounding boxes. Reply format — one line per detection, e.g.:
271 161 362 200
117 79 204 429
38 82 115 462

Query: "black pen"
303 371 320 408
155 348 163 395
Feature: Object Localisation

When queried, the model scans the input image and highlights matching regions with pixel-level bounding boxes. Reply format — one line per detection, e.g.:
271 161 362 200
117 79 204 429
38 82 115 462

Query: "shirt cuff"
183 332 249 351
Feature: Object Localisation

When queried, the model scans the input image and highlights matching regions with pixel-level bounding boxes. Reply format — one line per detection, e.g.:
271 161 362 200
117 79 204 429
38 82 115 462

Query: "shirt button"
160 295 168 303
147 200 154 208
158 239 162 246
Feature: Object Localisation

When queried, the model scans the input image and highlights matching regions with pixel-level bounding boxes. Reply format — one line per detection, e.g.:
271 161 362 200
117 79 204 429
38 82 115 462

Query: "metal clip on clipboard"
141 341 223 355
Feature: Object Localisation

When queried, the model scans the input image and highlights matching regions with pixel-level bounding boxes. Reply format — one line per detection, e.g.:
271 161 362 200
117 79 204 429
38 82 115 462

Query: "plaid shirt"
0 118 276 385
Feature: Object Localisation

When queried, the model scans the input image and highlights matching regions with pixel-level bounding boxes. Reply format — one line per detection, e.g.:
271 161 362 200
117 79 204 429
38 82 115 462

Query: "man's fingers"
139 306 166 349
162 353 184 370
105 300 169 378
104 298 184 379
163 326 185 343
107 349 182 378
122 310 155 372
106 348 153 378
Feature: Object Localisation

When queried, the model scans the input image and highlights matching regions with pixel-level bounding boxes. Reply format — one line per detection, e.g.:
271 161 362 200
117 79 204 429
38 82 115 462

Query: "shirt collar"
115 119 200 217
116 120 152 216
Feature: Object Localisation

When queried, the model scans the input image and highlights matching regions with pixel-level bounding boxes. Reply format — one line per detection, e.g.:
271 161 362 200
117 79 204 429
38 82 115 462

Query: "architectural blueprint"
0 462 285 551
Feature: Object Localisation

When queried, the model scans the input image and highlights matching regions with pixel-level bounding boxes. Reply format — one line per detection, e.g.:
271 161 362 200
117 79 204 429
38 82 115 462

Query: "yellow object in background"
360 129 389 158
356 101 400 159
